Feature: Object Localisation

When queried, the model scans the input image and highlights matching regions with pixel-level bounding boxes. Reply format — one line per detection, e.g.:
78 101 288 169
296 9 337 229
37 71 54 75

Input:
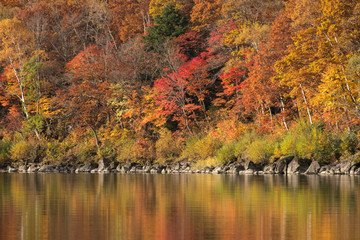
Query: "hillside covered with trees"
1 0 360 167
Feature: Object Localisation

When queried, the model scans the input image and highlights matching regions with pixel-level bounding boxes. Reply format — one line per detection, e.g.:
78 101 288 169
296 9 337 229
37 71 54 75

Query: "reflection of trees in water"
0 174 360 240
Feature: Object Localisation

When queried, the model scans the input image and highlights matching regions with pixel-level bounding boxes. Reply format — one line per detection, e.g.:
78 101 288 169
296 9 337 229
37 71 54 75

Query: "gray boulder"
273 157 289 174
123 162 138 173
129 165 143 173
8 166 17 173
61 165 75 173
97 159 106 172
182 166 192 173
173 162 181 171
75 163 93 173
350 165 359 175
96 159 111 173
305 161 321 174
287 158 300 174
27 165 39 173
244 169 255 175
226 163 244 174
115 164 122 173
339 161 353 174
333 161 359 174
18 165 27 173
331 164 341 174
243 160 256 170
263 163 276 174
212 166 223 174
287 157 310 174
150 165 164 174
319 165 332 175
150 168 160 174
108 162 118 173
38 165 58 173
203 166 213 174
142 165 151 173
275 156 294 174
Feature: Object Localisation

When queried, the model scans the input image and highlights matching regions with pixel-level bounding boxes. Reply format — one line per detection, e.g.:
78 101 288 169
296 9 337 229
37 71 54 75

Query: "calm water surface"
0 174 359 240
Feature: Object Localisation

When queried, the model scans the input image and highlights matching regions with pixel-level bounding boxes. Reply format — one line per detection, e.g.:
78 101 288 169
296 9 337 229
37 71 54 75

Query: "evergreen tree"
143 3 188 51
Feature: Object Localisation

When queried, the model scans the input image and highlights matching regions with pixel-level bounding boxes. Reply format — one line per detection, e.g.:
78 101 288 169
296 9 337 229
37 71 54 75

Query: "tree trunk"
299 83 313 124
279 95 289 131
90 126 100 150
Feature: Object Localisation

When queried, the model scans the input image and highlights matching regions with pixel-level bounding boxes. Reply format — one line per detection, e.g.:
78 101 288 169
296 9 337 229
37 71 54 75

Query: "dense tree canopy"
1 0 360 165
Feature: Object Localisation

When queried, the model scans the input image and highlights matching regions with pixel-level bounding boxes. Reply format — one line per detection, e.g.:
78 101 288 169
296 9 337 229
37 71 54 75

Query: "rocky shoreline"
1 156 360 175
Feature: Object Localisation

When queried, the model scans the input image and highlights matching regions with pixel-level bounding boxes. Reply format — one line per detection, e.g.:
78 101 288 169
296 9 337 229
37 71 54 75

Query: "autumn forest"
1 0 360 166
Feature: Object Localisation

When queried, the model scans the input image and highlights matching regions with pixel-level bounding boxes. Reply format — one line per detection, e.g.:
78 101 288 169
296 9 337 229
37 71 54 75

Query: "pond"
0 174 359 240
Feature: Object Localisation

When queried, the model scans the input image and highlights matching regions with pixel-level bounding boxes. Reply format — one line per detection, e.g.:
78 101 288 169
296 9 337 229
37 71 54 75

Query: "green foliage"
142 3 188 51
233 131 259 158
0 4 17 21
22 56 43 102
23 114 46 134
71 142 98 163
182 133 222 162
339 131 359 156
99 144 116 161
346 54 360 77
43 141 73 163
244 138 276 164
215 142 236 165
114 136 155 163
0 140 11 166
278 133 297 157
192 157 218 170
10 140 43 164
116 138 136 162
216 131 278 165
155 128 182 163
278 121 335 163
23 56 43 80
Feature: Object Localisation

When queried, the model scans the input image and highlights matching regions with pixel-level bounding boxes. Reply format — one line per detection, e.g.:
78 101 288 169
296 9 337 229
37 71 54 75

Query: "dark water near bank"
0 174 360 240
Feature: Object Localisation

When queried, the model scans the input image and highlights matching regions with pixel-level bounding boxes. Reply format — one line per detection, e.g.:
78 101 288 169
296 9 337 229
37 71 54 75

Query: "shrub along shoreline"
1 121 360 175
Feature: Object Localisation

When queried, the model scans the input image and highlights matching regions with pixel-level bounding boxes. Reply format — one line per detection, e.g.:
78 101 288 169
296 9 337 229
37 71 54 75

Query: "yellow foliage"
155 128 183 162
192 157 218 170
39 97 63 118
182 132 222 162
190 0 223 30
149 0 177 18
0 18 33 61
10 140 38 163
222 22 270 55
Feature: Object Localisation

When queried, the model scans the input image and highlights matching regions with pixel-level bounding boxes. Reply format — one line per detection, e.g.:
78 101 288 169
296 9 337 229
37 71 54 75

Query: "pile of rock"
2 156 360 175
